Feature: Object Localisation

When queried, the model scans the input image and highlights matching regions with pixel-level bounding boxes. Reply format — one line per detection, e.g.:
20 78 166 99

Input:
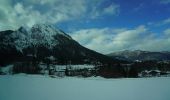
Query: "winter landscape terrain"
0 22 170 100
1 0 170 100
1 23 170 78
0 75 170 100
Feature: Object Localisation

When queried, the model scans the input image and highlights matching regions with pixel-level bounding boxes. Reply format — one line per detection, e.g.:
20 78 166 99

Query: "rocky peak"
31 24 72 40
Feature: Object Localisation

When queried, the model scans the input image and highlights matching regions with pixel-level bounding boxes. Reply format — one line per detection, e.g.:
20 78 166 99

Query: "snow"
28 24 73 49
1 65 13 74
31 24 72 41
39 64 95 71
32 24 65 36
1 24 73 52
0 75 170 100
30 24 60 48
54 64 95 70
12 28 30 52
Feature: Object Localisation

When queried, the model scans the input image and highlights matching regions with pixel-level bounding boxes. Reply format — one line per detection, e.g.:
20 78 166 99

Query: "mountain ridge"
107 50 170 61
0 24 118 66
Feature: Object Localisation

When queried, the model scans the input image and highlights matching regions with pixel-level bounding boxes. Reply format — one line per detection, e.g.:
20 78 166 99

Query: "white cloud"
164 28 170 35
103 4 119 15
133 3 144 12
160 0 170 4
113 25 146 42
71 28 114 53
0 1 48 30
163 18 170 24
71 25 170 54
27 0 56 5
0 0 87 30
147 17 170 27
90 3 119 19
0 0 120 31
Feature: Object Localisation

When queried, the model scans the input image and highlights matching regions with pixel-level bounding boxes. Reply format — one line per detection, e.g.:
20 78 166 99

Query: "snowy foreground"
0 75 170 100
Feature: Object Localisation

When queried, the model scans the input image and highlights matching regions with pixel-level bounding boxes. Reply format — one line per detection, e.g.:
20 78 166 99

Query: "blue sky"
0 0 170 54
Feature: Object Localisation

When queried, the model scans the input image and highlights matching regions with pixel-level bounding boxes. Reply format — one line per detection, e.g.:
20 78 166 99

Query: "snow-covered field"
0 75 170 100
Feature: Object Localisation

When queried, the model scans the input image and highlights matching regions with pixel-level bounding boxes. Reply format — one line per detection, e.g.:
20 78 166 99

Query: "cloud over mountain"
0 0 119 31
71 25 170 54
1 0 170 54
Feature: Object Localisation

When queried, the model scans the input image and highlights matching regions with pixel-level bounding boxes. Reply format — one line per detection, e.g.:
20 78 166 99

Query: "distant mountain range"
107 50 170 62
0 24 117 66
1 24 170 78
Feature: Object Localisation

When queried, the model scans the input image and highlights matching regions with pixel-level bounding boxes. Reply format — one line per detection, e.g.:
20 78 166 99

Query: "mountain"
107 50 170 61
0 24 117 65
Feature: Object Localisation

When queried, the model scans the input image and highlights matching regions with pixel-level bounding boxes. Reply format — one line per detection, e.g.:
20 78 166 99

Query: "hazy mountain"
107 50 170 61
0 24 117 65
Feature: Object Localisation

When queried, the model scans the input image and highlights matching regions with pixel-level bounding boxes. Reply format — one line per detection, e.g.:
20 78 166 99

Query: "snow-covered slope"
13 27 30 51
31 24 71 39
0 24 115 65
30 24 72 48
0 75 170 100
11 24 73 51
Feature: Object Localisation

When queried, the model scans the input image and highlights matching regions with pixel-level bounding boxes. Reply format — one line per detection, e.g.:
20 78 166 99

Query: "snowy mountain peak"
31 24 72 39
31 24 57 36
